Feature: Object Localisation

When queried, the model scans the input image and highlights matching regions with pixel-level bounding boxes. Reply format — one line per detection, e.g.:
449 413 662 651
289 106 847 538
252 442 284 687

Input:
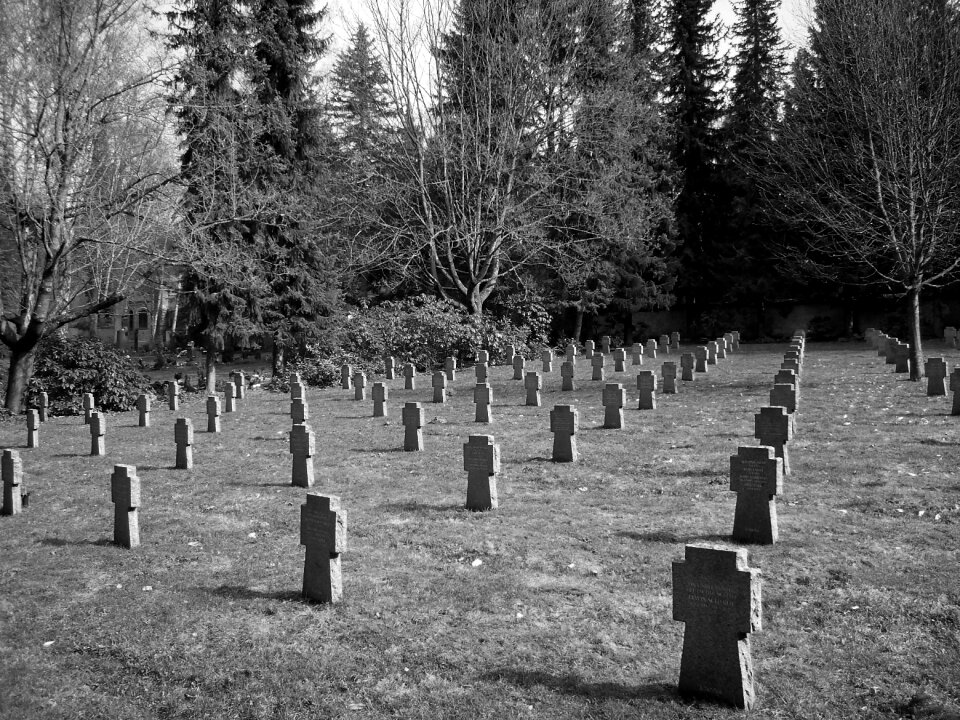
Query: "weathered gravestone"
444 357 457 381
680 353 695 382
26 410 39 449
384 355 396 381
662 362 678 394
137 394 151 427
584 340 595 359
110 464 141 548
83 393 95 424
561 361 575 392
945 327 957 343
672 543 762 709
373 382 388 417
695 347 708 373
290 373 302 392
340 364 352 390
175 418 194 470
38 392 48 423
475 360 488 383
550 405 579 462
464 435 499 511
402 402 424 451
951 369 960 415
224 382 236 413
233 371 246 400
2 449 24 516
290 423 315 488
601 336 612 354
723 333 734 354
505 344 517 367
591 352 606 381
659 334 671 355
926 357 948 396
613 348 627 373
542 349 554 373
769 383 797 414
716 338 727 360
631 342 645 365
671 331 681 350
780 358 800 374
646 339 658 359
524 372 542 407
206 395 221 433
300 492 346 603
707 341 719 365
602 383 626 429
89 411 105 456
290 380 306 403
167 381 179 411
404 363 417 390
730 446 783 544
774 368 797 388
432 371 447 403
477 350 490 365
565 343 577 365
755 406 793 474
353 372 367 401
731 331 741 351
513 354 525 380
474 383 493 423
637 371 657 410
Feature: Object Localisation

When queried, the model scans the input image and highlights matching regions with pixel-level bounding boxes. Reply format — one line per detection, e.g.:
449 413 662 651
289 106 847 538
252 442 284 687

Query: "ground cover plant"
0 341 958 719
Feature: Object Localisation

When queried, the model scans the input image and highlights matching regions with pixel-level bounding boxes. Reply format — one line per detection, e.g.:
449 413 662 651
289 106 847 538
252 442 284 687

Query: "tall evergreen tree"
728 0 785 144
329 24 392 156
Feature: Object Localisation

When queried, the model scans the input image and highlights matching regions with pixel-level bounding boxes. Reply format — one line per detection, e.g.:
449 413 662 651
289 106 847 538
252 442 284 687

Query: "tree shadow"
209 584 301 602
617 530 728 545
918 439 956 447
379 500 462 515
480 668 678 702
38 537 112 547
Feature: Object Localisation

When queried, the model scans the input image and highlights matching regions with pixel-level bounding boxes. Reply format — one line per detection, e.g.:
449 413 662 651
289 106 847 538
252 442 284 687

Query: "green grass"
1 342 958 719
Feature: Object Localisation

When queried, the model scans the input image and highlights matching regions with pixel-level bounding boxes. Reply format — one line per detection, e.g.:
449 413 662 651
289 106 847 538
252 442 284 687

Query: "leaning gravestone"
680 353 695 382
83 393 95 424
137 394 151 427
550 405 579 462
2 449 24 516
224 383 236 413
384 355 396 381
444 357 457 382
353 372 367 401
340 364 352 390
110 464 141 549
403 363 416 390
432 371 447 404
662 362 678 394
464 435 499 511
175 418 194 470
290 423 315 488
695 347 708 373
755 406 794 475
167 381 179 411
926 357 948 396
584 340 595 359
38 392 48 423
672 543 761 709
591 353 606 381
542 349 554 374
402 402 424 451
300 492 346 603
637 370 657 410
602 383 626 429
561 361 575 392
512 354 525 381
524 372 542 407
951 369 960 416
474 383 493 423
291 398 309 423
89 411 105 456
26 410 39 449
206 395 221 433
373 382 388 417
769 383 797 414
613 348 627 373
730 446 783 544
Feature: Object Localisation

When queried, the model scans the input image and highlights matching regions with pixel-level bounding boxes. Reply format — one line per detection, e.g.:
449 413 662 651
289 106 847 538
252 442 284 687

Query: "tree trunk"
908 286 924 381
4 346 38 414
205 338 217 390
622 306 635 345
573 307 584 343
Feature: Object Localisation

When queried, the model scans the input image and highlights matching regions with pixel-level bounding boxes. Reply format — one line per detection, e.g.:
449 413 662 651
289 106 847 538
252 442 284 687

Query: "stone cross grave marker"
591 352 605 381
542 349 554 373
671 331 681 350
353 372 367 401
167 381 179 411
206 395 221 433
614 348 627 372
946 327 958 343
384 355 396 380
755 406 793 474
300 492 346 603
601 336 612 354
175 418 194 469
584 340 595 359
695 347 708 373
524 371 542 407
731 330 741 350
474 383 493 423
774 368 797 388
730 446 783 544
290 372 302 388
631 342 645 366
477 349 490 364
662 362 678 394
290 423 315 488
475 360 488 383
707 341 719 365
769 384 797 414
83 393 95 424
659 334 671 354
716 338 727 360
926 357 948 396
137 394 151 427
290 380 305 403
680 353 695 381
672 543 761 709
951 369 960 415
404 363 416 390
512 354 525 380
89 411 105 456
373 382 388 417
432 371 447 403
784 348 800 367
550 405 579 462
340 364 352 390
505 344 516 366
561 361 575 392
26 410 39 449
780 358 800 374
2 449 24 516
565 343 577 364
646 339 658 359
224 382 236 413
602 383 626 429
402 402 424 451
233 371 246 400
38 392 48 422
464 435 499 511
444 357 457 381
637 370 657 410
110 464 141 548
724 333 734 353
894 343 912 373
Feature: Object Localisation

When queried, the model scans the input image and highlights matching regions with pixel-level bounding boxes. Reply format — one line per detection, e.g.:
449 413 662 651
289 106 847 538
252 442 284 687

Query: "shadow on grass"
210 584 302 602
481 668 677 701
351 446 405 453
918 439 957 447
617 530 729 544
38 537 113 547
380 500 463 514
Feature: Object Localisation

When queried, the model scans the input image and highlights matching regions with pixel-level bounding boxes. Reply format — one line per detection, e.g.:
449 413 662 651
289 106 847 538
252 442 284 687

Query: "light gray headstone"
110 464 141 548
290 423 315 487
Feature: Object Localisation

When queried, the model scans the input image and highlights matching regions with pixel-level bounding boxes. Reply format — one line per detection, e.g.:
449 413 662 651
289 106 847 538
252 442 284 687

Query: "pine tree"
329 24 392 156
728 0 786 144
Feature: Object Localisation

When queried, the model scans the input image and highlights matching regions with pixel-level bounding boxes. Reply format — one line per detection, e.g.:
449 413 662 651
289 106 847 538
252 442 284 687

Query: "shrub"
26 335 154 416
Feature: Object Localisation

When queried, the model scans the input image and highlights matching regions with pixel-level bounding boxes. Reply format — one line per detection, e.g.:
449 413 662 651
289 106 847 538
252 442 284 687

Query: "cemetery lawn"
1 343 959 720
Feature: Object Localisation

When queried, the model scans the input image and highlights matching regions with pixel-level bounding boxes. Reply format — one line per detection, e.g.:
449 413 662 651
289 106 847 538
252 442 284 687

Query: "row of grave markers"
865 327 960 413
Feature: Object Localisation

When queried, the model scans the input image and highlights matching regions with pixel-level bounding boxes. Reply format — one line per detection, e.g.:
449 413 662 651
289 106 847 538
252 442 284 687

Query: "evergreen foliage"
329 24 393 156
